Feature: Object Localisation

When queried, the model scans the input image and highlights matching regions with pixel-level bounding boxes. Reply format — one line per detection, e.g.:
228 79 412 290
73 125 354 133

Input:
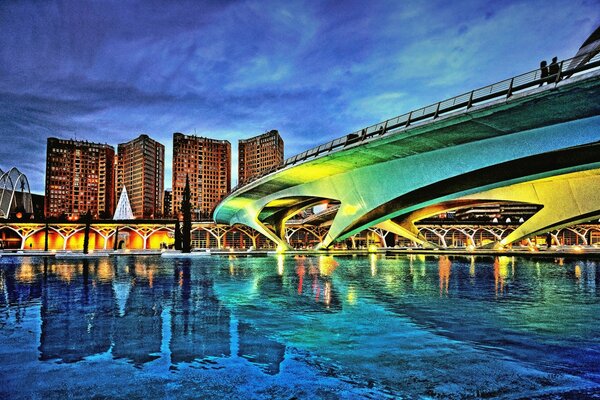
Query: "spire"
113 186 134 220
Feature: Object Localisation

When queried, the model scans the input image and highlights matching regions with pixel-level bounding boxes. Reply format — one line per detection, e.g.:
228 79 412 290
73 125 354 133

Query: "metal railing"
231 51 600 194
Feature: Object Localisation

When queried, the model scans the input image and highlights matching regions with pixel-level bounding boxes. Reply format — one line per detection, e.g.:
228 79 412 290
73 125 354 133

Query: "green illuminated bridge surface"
215 54 600 250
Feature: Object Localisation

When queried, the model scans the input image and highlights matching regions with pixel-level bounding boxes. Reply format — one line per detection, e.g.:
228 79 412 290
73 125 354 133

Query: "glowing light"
319 256 339 276
439 256 451 296
346 287 357 305
324 281 331 306
342 204 359 216
276 244 286 253
97 261 113 281
277 254 285 275
368 244 378 253
370 253 377 276
573 246 583 253
575 264 582 279
16 262 35 283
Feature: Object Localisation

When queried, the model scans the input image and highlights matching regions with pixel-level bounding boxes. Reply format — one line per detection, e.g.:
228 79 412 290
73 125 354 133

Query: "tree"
44 221 49 252
83 210 92 254
182 175 192 253
174 219 182 250
113 226 119 251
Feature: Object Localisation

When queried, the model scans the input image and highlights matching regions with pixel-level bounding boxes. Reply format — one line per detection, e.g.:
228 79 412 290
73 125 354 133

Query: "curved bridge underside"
215 71 600 250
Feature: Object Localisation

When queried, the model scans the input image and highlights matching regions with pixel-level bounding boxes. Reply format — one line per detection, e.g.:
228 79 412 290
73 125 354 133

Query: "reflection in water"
112 260 163 365
1 255 600 398
370 253 377 276
277 254 284 276
170 260 231 363
238 322 285 375
469 256 475 277
493 256 511 296
40 260 114 363
438 256 451 296
295 256 305 295
0 257 284 374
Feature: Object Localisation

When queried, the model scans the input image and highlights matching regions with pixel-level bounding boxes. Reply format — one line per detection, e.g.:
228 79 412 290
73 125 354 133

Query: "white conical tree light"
113 186 134 220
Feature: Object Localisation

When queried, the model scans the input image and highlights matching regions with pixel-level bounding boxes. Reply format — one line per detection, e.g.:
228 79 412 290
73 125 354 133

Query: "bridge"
214 52 600 251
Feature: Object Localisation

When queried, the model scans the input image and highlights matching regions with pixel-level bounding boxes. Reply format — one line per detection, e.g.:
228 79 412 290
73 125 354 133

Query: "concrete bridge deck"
215 53 600 250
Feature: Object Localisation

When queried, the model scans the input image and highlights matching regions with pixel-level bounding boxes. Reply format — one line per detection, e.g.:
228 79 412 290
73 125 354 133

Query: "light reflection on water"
0 255 600 398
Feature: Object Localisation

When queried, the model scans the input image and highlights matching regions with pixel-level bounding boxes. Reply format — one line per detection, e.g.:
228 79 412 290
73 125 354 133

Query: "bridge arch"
215 59 600 250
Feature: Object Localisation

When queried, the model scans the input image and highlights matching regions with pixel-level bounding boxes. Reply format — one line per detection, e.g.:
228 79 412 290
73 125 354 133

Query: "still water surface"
1 254 599 399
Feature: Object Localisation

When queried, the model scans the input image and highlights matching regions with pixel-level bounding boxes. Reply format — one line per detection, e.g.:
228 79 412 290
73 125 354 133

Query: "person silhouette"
539 60 548 86
548 56 560 83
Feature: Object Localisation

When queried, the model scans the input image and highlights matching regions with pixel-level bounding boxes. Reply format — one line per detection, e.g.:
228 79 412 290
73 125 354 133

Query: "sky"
1 0 598 194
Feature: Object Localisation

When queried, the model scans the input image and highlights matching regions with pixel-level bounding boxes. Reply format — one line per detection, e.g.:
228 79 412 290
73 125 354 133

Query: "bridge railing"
231 51 600 193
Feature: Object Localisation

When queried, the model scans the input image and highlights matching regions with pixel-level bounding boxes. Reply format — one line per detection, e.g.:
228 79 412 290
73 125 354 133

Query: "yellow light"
319 256 339 276
346 287 357 305
370 253 377 276
573 246 583 253
342 204 359 216
17 263 35 283
277 254 285 275
276 244 286 253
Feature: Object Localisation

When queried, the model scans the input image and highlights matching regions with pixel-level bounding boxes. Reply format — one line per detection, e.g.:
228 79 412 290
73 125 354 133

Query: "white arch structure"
0 167 33 219
0 221 598 250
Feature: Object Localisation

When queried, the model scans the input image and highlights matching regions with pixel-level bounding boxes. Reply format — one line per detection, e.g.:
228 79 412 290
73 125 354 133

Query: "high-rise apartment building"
163 190 172 218
45 138 115 218
172 133 231 219
116 134 165 219
238 130 284 185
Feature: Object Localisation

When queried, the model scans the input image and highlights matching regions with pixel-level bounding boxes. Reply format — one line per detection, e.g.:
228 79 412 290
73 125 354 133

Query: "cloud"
0 0 597 194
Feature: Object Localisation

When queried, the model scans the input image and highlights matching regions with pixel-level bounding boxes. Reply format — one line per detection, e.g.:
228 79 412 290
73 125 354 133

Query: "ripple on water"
0 255 599 398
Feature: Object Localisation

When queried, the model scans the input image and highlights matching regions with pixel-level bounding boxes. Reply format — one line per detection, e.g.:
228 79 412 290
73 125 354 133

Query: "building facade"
116 134 165 219
45 138 115 218
172 133 231 219
163 190 172 218
238 130 284 185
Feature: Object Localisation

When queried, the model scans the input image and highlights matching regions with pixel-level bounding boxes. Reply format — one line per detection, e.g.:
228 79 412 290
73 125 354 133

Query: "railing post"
433 102 441 119
466 91 474 109
405 112 412 127
506 78 514 98
380 121 388 135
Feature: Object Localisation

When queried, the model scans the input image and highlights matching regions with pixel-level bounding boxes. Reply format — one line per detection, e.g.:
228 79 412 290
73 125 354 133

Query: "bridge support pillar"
316 202 367 249
456 169 600 246
375 220 436 248
242 218 291 251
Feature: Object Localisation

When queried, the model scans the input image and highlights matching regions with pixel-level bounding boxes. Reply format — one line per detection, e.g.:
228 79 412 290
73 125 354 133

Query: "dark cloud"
0 0 597 192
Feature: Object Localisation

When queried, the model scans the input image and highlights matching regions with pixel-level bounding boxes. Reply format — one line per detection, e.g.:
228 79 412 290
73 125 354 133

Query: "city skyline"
1 0 598 194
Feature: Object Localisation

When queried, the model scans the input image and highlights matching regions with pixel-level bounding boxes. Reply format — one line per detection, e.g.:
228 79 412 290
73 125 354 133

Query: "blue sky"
1 0 598 193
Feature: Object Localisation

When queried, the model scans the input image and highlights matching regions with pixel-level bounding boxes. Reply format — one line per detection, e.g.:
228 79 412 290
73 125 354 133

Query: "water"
1 254 599 399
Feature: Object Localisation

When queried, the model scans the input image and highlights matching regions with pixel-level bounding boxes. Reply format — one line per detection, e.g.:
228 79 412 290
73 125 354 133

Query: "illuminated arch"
0 167 33 219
